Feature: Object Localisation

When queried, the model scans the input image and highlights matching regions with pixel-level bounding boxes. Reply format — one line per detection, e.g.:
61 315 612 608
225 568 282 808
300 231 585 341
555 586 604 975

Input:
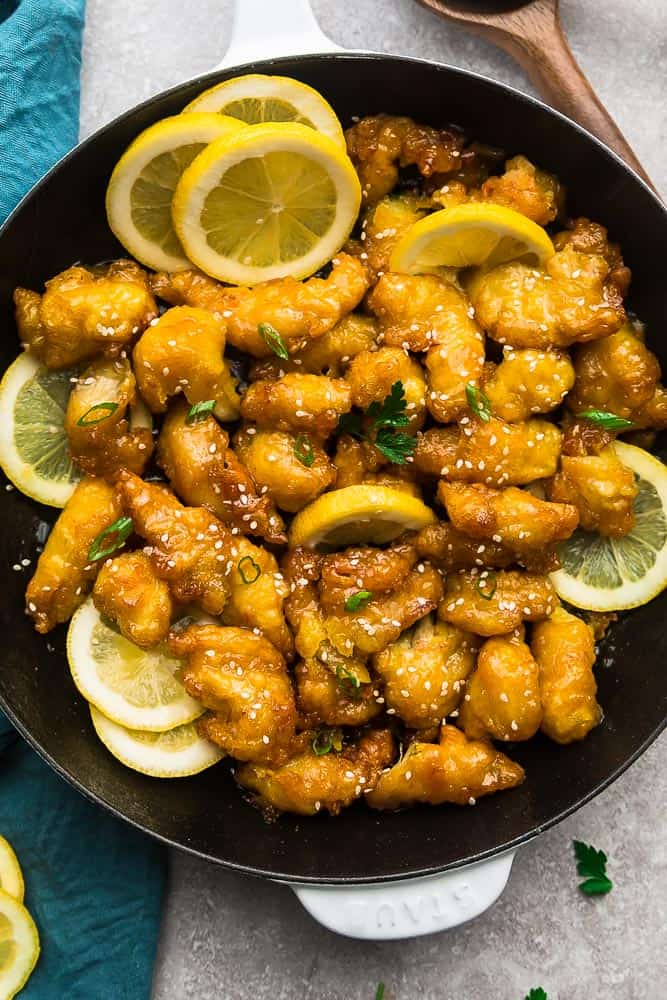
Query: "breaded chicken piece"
348 192 432 278
459 628 542 741
475 155 563 225
471 246 626 349
346 347 427 432
14 260 157 369
237 728 395 815
333 435 422 496
249 314 377 380
240 373 352 438
234 426 336 513
438 482 579 551
65 356 153 478
295 657 381 728
133 306 240 420
170 624 296 764
151 254 369 357
481 348 575 421
531 607 602 743
367 724 524 809
439 569 557 636
414 417 562 486
157 401 285 544
553 217 631 297
221 534 293 659
26 478 123 633
373 615 479 728
114 470 235 616
92 551 173 648
415 519 560 575
547 444 638 538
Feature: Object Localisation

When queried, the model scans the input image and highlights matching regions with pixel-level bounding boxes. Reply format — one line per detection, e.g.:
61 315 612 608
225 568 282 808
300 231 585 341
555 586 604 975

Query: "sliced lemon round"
106 113 246 272
172 121 361 284
0 839 24 904
183 74 345 148
90 706 223 778
67 598 204 732
390 203 555 274
0 890 40 999
0 352 81 507
289 484 436 549
551 442 667 611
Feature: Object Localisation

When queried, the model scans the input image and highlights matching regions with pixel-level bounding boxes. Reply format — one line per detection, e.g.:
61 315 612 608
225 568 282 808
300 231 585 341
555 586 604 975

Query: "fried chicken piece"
249 314 377 380
438 482 579 551
414 519 560 575
481 348 575 422
373 615 479 729
92 551 173 648
170 624 296 764
349 192 432 278
459 628 542 741
471 245 626 349
554 217 631 297
531 607 602 743
438 569 557 636
157 401 286 544
14 260 157 369
26 478 123 633
133 306 240 420
476 155 563 225
64 356 153 477
151 254 369 357
221 534 293 659
234 426 336 513
295 657 381 728
366 724 524 809
367 273 484 423
333 435 422 497
114 470 236 615
240 373 352 438
346 346 427 432
547 444 638 538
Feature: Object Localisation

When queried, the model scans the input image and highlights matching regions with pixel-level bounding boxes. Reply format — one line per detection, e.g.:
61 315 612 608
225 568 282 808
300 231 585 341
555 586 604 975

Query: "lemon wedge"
0 890 40 1000
106 113 246 272
551 442 667 611
90 706 223 778
172 122 361 284
0 839 24 904
67 598 204 732
289 484 436 549
0 352 81 507
183 74 345 148
390 203 555 274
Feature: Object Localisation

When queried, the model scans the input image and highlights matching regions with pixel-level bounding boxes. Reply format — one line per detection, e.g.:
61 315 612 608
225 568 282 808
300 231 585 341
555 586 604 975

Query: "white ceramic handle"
291 851 516 940
215 0 341 71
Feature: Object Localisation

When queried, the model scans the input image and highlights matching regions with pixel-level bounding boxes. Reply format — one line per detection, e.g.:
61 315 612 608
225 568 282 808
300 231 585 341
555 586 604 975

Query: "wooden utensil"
416 0 655 190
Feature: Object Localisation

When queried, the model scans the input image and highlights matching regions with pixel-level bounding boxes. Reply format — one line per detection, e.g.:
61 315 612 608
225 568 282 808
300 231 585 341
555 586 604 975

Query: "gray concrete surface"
79 2 667 997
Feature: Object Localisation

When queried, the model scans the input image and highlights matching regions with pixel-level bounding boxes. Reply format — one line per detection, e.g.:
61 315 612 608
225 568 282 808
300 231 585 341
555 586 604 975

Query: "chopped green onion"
294 433 315 467
335 664 362 698
476 572 497 601
88 516 133 563
575 409 633 431
345 590 372 612
466 382 491 422
185 399 216 424
376 985 386 1000
76 401 119 427
238 555 261 584
312 728 344 756
258 322 289 359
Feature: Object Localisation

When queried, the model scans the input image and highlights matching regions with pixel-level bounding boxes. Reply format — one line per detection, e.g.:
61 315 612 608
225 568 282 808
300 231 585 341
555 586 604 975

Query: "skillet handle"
290 851 516 940
214 0 341 71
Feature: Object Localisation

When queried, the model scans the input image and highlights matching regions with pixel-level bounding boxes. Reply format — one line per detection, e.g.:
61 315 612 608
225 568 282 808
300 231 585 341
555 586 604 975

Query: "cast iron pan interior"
0 54 665 884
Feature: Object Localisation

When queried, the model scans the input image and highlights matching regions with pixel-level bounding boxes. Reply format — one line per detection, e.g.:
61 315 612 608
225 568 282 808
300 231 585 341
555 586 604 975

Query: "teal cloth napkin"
0 2 167 997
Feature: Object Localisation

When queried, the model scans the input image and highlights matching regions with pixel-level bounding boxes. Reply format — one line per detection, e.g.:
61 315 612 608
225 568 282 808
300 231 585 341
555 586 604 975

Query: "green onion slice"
88 516 133 563
575 409 633 431
345 590 372 612
465 382 491 422
76 401 119 427
258 322 289 359
476 572 497 600
294 433 315 467
185 399 216 424
238 555 261 584
312 728 344 756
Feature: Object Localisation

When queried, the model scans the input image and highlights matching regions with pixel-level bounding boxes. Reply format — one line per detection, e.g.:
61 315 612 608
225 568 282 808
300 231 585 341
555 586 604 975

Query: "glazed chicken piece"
14 260 157 369
553 216 631 297
475 155 563 225
346 346 427 432
471 245 627 349
221 534 293 659
368 272 484 424
234 426 336 513
240 373 352 438
481 348 575 422
170 624 297 764
157 401 286 544
547 444 638 538
333 435 422 497
415 520 560 575
151 253 369 357
114 470 235 616
459 628 542 741
367 724 525 809
92 551 173 648
439 569 557 636
65 356 153 477
349 191 432 278
249 314 377 380
373 615 480 729
295 657 381 728
531 607 602 743
26 478 123 633
133 306 240 420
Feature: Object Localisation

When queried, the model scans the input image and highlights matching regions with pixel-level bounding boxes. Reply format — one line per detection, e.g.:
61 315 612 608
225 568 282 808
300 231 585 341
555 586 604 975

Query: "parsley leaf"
337 381 416 465
338 410 363 437
573 840 613 896
375 427 415 464
367 380 410 429
525 990 548 1000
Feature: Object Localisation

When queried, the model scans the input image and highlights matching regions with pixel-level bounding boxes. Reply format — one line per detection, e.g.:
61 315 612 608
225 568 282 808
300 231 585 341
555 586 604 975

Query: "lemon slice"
289 484 436 549
90 706 223 778
0 890 40 999
0 352 81 507
0 840 24 904
551 442 667 611
172 122 361 284
67 598 204 731
183 74 345 148
106 113 246 272
390 203 555 274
